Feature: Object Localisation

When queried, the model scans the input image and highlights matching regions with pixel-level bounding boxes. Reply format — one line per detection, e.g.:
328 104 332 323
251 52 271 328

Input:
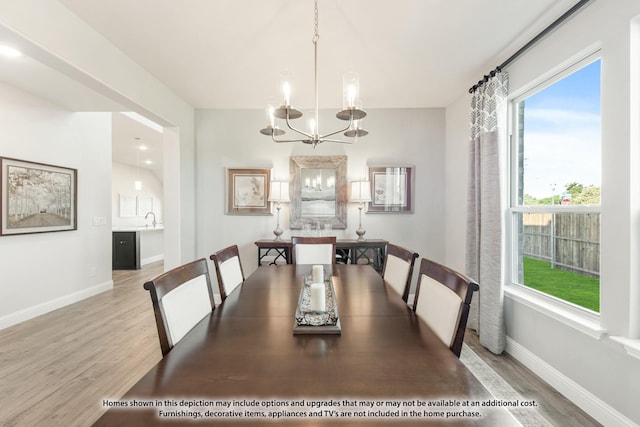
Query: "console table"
255 239 388 272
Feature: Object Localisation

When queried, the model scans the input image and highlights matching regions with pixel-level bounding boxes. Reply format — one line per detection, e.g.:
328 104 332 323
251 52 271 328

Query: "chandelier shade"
259 0 368 148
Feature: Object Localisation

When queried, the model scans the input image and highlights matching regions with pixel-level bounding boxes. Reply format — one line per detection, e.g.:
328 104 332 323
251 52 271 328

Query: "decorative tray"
293 276 341 335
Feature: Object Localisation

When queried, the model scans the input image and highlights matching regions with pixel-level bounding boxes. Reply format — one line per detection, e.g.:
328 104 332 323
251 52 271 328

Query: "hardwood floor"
464 332 600 427
0 263 164 427
0 263 600 427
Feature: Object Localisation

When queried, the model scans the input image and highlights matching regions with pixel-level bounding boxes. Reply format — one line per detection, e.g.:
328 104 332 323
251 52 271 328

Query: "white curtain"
466 72 508 354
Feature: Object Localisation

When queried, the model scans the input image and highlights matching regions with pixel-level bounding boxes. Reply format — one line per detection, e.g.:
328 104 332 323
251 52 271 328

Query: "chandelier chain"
313 0 319 44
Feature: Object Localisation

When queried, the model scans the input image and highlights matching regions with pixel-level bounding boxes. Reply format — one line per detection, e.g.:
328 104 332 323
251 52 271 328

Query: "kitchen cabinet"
112 231 140 270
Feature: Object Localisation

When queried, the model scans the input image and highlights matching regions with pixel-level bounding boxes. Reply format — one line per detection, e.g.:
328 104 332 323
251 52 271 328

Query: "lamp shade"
350 181 371 203
269 181 290 203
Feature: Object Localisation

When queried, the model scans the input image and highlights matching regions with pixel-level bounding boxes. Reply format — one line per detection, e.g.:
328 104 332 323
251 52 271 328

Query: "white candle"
282 81 291 106
348 84 356 108
312 265 323 283
268 105 275 128
310 282 326 312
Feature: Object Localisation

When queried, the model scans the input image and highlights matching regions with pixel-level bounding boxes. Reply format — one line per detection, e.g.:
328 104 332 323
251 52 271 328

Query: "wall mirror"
289 155 347 229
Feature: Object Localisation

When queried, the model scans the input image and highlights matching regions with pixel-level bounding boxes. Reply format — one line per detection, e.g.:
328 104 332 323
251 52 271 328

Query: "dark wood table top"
94 265 515 426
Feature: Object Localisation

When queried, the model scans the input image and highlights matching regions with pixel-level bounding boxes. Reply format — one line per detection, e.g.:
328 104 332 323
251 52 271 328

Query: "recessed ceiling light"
145 160 152 165
0 45 23 58
138 145 148 151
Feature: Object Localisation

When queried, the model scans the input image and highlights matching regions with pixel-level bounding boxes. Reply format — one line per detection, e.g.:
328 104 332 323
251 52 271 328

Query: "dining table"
94 264 516 426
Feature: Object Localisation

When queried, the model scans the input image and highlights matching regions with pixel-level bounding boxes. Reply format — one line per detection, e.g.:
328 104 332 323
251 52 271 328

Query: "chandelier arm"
271 135 308 144
319 138 356 144
318 121 353 140
283 114 314 139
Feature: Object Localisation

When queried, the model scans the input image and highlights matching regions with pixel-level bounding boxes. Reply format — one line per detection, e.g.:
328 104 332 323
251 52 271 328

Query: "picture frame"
226 168 271 215
1 157 77 235
368 165 414 213
119 194 137 217
136 195 153 217
290 155 347 229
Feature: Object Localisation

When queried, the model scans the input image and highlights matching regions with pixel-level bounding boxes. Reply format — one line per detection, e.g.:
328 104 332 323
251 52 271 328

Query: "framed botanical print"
226 168 271 215
1 157 77 235
368 166 414 213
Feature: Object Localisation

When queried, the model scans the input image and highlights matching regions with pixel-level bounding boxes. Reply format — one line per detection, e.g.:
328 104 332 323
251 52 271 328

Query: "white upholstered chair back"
161 275 212 346
219 257 243 296
412 258 479 358
291 236 336 265
382 243 419 303
414 274 462 348
294 244 334 265
143 258 215 356
210 245 246 301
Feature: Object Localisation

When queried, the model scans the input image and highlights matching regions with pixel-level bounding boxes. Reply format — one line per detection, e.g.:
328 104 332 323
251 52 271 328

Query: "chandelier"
259 0 368 148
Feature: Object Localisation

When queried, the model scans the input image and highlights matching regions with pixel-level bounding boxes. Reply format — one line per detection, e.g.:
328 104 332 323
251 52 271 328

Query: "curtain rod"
468 0 593 94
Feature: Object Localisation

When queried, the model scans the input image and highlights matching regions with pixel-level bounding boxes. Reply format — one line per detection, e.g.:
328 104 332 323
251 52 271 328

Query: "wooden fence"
521 212 600 278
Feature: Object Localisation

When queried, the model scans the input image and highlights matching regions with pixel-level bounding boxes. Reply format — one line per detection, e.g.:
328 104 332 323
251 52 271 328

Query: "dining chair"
413 258 479 358
291 236 337 265
382 243 419 303
143 258 215 357
209 244 245 301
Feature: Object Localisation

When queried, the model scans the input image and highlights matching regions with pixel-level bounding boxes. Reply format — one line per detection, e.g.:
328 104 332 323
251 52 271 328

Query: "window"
510 56 601 313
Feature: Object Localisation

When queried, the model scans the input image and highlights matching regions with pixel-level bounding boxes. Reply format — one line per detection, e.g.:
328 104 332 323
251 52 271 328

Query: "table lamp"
350 181 372 240
268 181 290 240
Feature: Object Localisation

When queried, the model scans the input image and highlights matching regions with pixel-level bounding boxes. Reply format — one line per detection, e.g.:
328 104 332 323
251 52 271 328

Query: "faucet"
144 211 156 228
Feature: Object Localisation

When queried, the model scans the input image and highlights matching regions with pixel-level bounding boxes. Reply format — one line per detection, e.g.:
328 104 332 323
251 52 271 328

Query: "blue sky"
522 59 601 199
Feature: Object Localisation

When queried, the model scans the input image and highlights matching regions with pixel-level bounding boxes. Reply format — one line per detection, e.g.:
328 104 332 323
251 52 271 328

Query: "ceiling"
1 0 580 177
57 0 576 109
112 112 164 180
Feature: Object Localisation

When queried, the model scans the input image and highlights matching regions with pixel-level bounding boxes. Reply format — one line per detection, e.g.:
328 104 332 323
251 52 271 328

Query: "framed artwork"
136 196 153 216
226 168 271 215
1 157 77 235
119 194 137 217
368 166 414 213
289 155 347 229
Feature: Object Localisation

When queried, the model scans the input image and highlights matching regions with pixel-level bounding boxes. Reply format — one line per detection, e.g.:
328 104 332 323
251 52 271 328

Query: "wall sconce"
349 181 372 240
268 181 290 240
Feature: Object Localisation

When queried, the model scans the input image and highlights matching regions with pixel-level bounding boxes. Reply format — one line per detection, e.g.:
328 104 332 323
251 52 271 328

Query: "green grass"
523 257 600 312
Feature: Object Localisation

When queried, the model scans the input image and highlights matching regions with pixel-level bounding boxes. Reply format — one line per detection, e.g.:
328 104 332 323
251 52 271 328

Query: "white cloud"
521 121 601 199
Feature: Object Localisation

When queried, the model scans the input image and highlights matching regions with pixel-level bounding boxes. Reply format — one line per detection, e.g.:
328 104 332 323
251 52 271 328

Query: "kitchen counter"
112 227 165 270
111 225 164 232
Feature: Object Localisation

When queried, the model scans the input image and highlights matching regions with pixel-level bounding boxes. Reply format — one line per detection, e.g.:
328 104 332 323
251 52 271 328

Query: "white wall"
0 0 196 268
0 0 197 326
444 1 640 425
195 108 446 288
444 95 470 273
0 82 112 328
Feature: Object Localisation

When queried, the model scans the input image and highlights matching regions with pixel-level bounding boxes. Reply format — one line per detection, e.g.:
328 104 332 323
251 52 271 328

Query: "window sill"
505 284 607 340
610 336 640 360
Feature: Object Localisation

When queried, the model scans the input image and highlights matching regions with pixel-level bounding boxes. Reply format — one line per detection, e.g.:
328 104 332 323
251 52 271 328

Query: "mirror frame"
289 155 347 229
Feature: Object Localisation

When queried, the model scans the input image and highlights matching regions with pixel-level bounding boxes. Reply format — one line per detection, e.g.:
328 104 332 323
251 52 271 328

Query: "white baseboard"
0 280 113 330
506 337 637 427
141 254 164 266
